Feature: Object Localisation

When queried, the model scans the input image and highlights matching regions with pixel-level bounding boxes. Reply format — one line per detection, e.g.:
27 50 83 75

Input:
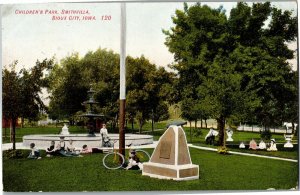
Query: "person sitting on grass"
258 140 267 150
81 144 103 154
249 139 257 150
56 137 80 157
28 143 41 159
46 141 56 157
125 149 142 170
67 139 78 153
239 142 245 149
267 139 278 151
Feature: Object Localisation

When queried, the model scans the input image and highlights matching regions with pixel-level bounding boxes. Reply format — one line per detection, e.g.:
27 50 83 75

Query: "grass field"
2 122 298 160
2 126 86 143
2 148 298 192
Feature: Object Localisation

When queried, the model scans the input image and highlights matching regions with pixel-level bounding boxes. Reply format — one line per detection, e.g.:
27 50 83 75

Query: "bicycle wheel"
135 150 150 163
103 152 125 170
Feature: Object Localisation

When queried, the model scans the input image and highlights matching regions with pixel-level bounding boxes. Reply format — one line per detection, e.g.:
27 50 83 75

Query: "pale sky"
1 1 298 73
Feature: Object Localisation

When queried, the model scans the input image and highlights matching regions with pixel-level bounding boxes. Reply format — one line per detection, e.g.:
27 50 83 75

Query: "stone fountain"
79 88 104 136
23 88 154 149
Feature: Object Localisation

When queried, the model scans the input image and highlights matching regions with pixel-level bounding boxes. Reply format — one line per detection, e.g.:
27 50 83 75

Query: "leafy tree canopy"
47 48 176 131
164 2 297 146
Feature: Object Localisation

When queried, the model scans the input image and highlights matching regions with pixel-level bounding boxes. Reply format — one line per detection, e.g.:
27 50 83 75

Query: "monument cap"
166 121 187 128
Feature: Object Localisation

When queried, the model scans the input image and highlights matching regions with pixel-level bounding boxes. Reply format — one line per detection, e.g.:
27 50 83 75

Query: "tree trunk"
114 114 118 131
189 121 192 143
139 119 143 134
11 118 16 150
151 109 154 135
205 119 207 129
151 118 154 135
21 117 24 128
217 116 226 147
4 127 7 140
200 118 203 128
10 120 13 143
131 119 134 133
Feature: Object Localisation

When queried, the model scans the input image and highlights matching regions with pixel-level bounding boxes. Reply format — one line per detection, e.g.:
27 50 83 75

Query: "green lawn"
2 126 87 143
2 123 298 160
2 148 298 192
182 127 298 160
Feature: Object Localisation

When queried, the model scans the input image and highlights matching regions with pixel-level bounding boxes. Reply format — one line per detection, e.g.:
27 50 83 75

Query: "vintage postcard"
1 0 298 193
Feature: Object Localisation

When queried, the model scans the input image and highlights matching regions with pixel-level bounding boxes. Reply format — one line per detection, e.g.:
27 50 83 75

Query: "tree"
180 96 197 142
82 49 120 129
2 63 22 149
126 56 163 133
19 59 54 126
164 2 297 148
228 2 297 129
197 56 258 146
2 59 53 149
47 53 88 124
47 49 175 132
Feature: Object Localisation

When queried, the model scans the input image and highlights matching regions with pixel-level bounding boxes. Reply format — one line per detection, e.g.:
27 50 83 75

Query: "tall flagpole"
119 2 126 156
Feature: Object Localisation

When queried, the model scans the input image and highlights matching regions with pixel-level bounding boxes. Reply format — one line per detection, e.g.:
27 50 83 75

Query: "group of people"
45 137 82 157
240 138 277 151
27 136 103 159
43 124 111 157
99 124 142 170
27 124 142 170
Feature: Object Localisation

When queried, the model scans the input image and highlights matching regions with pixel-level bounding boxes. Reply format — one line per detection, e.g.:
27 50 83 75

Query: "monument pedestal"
142 125 199 181
284 141 293 148
284 134 293 148
143 162 199 181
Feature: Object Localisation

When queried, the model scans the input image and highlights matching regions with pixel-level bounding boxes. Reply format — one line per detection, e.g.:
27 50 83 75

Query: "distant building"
38 117 54 126
2 118 21 128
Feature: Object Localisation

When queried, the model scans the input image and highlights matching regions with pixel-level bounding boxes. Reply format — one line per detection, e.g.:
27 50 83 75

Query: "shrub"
260 129 272 140
217 146 229 154
193 128 203 137
3 149 25 159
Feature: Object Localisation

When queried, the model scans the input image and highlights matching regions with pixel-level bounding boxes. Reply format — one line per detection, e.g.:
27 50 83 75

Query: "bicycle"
102 141 151 170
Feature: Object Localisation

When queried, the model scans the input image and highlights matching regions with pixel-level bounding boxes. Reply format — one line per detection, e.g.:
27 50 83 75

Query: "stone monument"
60 124 70 135
142 124 199 181
226 128 233 142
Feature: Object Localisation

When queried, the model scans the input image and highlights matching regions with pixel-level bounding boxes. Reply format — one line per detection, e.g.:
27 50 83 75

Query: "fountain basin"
23 133 153 149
